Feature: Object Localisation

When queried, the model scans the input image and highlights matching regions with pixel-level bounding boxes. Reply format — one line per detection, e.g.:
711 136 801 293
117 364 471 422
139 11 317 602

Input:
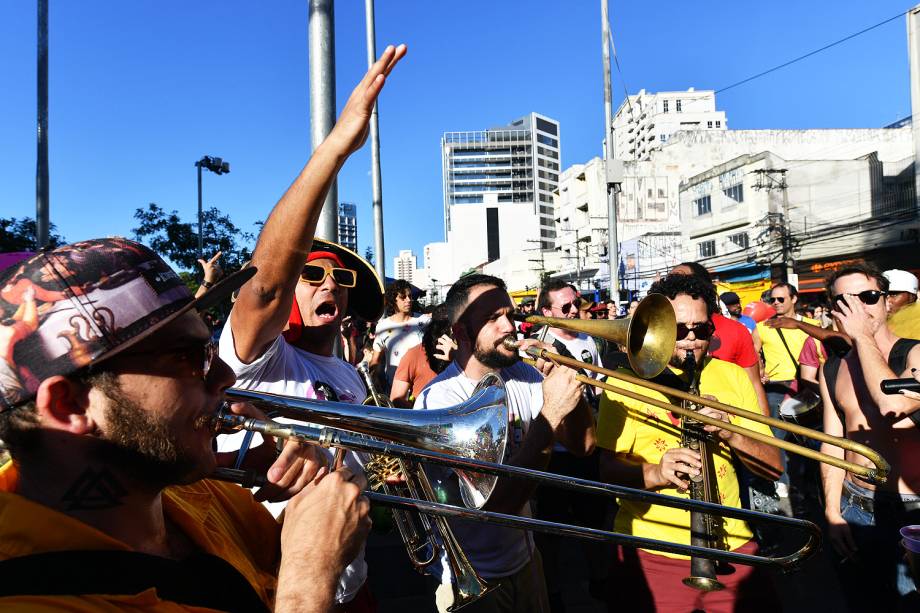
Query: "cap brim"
91 266 257 366
310 239 384 321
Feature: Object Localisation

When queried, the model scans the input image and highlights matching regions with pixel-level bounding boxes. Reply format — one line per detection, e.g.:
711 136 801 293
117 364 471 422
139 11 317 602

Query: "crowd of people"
1 45 920 613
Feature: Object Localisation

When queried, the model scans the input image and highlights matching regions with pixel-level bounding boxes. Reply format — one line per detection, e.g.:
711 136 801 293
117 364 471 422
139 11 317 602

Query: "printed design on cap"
0 238 193 408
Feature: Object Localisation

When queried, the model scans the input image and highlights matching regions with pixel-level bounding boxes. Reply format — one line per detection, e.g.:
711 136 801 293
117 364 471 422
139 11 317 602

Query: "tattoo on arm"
61 467 128 511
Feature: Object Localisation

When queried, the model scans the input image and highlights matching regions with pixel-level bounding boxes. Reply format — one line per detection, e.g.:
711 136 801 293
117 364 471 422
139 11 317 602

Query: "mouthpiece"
502 337 520 350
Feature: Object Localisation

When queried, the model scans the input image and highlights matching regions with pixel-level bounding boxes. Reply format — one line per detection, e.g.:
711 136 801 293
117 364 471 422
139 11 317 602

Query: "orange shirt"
392 343 438 399
0 462 280 611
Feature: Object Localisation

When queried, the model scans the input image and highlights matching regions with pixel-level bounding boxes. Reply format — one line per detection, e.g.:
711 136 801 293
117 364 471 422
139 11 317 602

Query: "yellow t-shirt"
756 316 820 381
596 358 775 559
0 462 280 611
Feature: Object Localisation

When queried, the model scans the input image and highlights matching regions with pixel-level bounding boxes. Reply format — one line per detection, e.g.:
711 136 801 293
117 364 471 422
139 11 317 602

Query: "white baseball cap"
883 269 919 295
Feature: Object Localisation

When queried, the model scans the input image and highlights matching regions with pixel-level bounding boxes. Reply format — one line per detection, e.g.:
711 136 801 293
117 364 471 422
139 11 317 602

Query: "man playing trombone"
598 273 782 612
415 273 595 613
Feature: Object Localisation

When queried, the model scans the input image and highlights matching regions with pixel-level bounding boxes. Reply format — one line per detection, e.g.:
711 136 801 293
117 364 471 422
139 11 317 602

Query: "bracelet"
202 280 214 289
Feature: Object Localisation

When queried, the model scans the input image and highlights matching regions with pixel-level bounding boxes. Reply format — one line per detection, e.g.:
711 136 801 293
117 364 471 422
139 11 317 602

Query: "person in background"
626 299 640 319
720 291 756 333
370 280 430 393
884 269 918 317
389 305 456 408
194 251 223 298
606 300 618 320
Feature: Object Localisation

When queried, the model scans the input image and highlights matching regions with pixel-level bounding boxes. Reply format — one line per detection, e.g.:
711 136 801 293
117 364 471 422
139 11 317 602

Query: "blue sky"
0 1 914 276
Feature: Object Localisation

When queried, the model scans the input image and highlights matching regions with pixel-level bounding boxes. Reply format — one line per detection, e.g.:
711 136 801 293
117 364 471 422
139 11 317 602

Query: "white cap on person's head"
883 269 918 295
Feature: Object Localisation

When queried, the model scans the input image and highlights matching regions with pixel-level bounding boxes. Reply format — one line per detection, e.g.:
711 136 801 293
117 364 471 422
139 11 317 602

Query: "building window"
698 240 715 258
716 121 721 128
723 183 744 203
707 121 713 128
693 195 712 216
663 100 669 113
676 99 682 112
537 134 558 147
728 232 749 249
536 117 558 135
657 187 666 198
486 207 500 262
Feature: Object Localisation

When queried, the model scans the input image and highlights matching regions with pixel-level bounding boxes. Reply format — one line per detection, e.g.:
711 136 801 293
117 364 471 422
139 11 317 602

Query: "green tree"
364 246 374 266
0 217 65 252
132 203 254 275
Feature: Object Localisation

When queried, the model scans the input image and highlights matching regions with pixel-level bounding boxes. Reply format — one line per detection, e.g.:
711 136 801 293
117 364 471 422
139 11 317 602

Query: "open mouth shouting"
315 300 340 324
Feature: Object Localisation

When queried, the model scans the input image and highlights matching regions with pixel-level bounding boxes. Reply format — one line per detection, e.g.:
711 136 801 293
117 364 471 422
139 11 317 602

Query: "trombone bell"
520 294 676 378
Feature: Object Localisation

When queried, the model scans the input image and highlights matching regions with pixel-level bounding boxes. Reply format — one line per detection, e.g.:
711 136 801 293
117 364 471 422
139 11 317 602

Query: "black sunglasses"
676 321 716 341
832 290 887 307
766 296 785 304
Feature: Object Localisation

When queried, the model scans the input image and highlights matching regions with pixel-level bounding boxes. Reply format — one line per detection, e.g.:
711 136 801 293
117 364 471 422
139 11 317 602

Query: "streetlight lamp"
195 155 230 258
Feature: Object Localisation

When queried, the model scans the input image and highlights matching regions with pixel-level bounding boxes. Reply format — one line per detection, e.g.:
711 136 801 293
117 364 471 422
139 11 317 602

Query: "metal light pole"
195 156 230 258
601 0 620 302
36 0 49 248
309 0 339 242
365 0 386 280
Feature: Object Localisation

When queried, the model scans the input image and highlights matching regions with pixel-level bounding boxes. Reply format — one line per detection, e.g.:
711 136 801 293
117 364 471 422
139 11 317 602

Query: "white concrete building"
393 249 417 284
441 113 560 291
612 88 727 161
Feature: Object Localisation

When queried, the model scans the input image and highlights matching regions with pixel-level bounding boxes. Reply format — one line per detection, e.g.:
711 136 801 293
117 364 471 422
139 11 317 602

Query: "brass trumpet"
209 376 822 577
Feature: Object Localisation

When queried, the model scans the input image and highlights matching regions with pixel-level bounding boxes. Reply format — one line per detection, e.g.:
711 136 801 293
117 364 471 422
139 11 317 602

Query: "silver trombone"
209 375 821 578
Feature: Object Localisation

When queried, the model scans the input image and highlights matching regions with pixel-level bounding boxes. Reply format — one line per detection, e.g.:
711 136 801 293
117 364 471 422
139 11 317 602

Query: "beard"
91 375 208 488
472 335 519 370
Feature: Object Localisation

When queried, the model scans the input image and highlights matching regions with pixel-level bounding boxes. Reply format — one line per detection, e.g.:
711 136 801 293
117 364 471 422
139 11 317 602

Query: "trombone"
208 375 821 576
512 295 891 484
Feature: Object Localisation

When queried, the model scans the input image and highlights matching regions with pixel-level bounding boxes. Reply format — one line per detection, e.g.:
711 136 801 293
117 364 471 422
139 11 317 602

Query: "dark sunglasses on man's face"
676 321 716 341
555 301 577 315
766 296 785 304
832 290 887 308
300 264 357 288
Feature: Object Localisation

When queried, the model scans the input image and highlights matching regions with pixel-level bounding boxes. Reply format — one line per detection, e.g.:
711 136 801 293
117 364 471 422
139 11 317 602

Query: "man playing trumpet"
598 273 782 612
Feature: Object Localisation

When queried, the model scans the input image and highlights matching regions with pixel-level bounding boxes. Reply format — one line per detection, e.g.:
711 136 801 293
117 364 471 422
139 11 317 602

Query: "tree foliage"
0 217 65 252
132 203 254 276
364 246 374 266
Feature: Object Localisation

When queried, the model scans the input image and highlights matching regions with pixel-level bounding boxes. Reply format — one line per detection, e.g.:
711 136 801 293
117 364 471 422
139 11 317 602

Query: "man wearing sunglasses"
0 239 370 612
597 273 781 611
216 44 405 610
820 264 920 610
370 279 429 394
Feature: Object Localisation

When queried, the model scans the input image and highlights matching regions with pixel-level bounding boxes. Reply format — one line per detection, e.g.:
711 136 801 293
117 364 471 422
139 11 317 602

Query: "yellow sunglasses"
300 264 357 288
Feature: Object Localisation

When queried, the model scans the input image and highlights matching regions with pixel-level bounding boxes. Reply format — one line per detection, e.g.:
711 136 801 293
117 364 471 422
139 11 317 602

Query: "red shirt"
392 343 438 397
709 313 758 369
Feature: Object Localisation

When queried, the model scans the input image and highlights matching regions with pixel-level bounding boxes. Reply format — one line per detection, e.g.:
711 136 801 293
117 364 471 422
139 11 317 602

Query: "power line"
716 10 909 94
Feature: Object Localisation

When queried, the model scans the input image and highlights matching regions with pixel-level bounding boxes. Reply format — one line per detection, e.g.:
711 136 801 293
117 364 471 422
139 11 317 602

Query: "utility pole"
601 0 623 304
365 0 386 279
907 6 920 210
752 168 791 282
308 0 339 242
36 0 49 248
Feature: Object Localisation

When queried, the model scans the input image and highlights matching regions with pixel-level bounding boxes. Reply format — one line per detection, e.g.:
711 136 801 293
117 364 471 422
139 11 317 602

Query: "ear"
34 375 96 435
451 321 469 346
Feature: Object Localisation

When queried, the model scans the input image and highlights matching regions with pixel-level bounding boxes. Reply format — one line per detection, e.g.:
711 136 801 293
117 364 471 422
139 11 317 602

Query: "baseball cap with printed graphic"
0 237 255 410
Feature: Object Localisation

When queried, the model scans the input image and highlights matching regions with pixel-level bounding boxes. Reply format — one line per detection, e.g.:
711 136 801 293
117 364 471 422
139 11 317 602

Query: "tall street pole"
365 0 386 280
601 0 619 304
36 0 50 248
197 163 203 258
908 6 920 211
308 0 339 242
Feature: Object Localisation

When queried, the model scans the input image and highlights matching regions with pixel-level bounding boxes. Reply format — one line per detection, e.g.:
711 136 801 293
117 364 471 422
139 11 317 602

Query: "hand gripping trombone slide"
207 374 822 591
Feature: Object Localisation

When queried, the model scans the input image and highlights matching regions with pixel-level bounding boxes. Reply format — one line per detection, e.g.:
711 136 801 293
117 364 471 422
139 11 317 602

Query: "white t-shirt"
373 314 430 387
217 325 368 604
413 360 543 579
544 330 602 452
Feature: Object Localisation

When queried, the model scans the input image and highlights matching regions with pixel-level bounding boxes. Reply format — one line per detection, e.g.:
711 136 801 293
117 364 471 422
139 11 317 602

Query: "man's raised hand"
326 44 408 157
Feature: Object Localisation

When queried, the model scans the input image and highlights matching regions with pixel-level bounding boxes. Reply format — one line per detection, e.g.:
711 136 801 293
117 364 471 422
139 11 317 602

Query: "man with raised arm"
217 46 406 611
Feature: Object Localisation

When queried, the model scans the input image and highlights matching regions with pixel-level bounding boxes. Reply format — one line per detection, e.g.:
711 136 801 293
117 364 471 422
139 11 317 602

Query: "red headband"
307 250 345 268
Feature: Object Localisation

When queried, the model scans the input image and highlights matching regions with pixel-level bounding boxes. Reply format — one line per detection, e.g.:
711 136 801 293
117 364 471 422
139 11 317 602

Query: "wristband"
202 280 214 289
